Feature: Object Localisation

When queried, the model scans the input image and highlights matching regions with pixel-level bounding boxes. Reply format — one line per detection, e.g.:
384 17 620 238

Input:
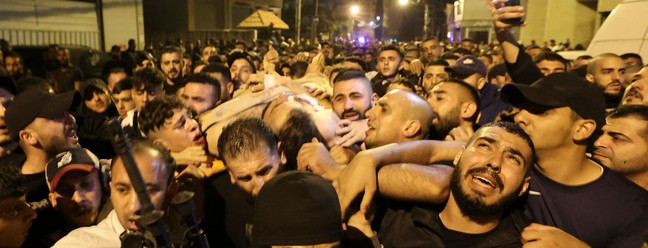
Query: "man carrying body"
180 73 222 115
427 80 480 141
377 122 534 247
201 63 234 103
331 69 377 147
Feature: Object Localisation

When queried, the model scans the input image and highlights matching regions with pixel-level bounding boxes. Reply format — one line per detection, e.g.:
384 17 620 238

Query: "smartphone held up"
494 0 523 25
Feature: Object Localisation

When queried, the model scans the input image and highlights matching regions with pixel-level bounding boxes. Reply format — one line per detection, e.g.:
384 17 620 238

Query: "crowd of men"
0 1 647 247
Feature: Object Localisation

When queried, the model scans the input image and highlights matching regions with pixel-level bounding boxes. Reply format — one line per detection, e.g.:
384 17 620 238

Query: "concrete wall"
0 0 100 49
520 0 597 47
103 0 145 51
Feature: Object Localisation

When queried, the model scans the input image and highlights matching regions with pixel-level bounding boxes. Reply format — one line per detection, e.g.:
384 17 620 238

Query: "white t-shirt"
52 210 124 248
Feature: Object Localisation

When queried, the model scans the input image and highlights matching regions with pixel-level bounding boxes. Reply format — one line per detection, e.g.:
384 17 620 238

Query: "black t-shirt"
378 201 529 248
524 164 648 248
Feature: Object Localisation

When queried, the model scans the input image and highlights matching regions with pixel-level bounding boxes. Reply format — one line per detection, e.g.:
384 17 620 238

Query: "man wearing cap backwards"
54 141 176 247
336 73 648 247
45 148 108 245
445 54 512 125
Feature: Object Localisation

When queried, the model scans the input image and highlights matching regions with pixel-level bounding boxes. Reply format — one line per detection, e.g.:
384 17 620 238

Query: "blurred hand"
297 138 343 181
410 59 424 76
171 145 208 166
334 151 378 220
521 223 590 248
329 145 357 165
489 0 527 29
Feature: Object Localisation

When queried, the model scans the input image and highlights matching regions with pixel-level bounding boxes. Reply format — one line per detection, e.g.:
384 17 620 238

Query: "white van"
586 0 648 60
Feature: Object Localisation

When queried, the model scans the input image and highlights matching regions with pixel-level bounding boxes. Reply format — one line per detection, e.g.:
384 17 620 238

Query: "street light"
399 0 408 6
350 5 360 15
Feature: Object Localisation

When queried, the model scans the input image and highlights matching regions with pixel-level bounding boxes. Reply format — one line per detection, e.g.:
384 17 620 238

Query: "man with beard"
45 148 109 245
4 51 26 82
427 80 480 141
593 105 648 190
621 64 648 106
331 69 377 147
421 37 444 64
50 47 84 93
377 122 534 247
4 89 82 247
228 51 256 91
159 46 184 95
421 60 450 93
586 53 626 109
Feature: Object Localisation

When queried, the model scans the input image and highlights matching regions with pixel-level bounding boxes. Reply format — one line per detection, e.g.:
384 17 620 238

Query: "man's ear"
48 192 58 208
572 119 596 142
371 92 379 106
152 138 169 149
519 176 531 197
403 120 422 138
453 148 464 167
227 169 236 184
477 77 487 91
277 141 287 165
227 82 234 95
460 101 478 120
585 73 594 83
19 129 37 146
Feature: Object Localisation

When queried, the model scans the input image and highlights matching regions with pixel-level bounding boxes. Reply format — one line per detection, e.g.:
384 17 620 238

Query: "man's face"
106 72 127 92
57 49 70 65
427 83 465 138
135 60 153 72
536 60 565 76
181 82 219 115
202 46 217 62
421 40 441 62
321 44 333 57
450 126 531 217
208 72 233 102
132 85 163 111
110 152 170 231
460 41 474 50
182 58 192 76
160 52 183 80
365 90 408 148
149 108 204 153
589 57 626 96
377 50 401 78
225 145 282 197
513 107 578 151
622 66 648 105
112 90 135 118
332 78 373 121
4 56 23 76
50 170 102 228
422 65 448 92
230 59 253 86
0 196 37 247
84 91 109 114
26 113 79 154
593 116 648 175
363 54 373 63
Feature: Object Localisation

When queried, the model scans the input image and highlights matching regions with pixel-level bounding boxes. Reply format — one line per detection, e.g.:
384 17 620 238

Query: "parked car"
13 45 111 79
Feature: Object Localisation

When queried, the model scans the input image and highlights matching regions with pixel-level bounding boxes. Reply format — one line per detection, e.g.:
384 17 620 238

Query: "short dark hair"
0 165 26 202
620 53 643 66
607 105 648 141
4 51 22 60
426 59 449 68
436 80 481 122
390 77 417 92
138 95 186 135
290 61 309 79
343 57 368 72
533 52 568 68
379 45 404 61
201 63 232 83
132 68 165 92
442 53 460 61
112 140 176 182
333 68 369 85
135 53 154 66
158 46 183 62
452 48 473 56
576 55 593 61
16 76 51 94
184 73 221 100
218 118 278 161
278 109 327 171
469 121 536 171
112 77 134 94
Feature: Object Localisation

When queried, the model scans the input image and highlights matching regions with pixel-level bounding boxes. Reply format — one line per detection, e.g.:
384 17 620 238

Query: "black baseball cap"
5 90 81 139
46 148 100 192
252 171 342 247
500 73 606 130
445 55 487 78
